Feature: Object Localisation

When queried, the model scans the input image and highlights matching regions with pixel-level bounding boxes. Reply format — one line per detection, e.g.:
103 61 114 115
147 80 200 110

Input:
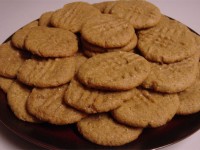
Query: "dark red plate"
0 89 200 150
0 22 200 149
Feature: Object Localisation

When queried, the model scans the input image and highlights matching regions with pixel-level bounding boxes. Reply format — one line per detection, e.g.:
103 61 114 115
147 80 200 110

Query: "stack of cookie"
0 0 200 147
80 14 138 57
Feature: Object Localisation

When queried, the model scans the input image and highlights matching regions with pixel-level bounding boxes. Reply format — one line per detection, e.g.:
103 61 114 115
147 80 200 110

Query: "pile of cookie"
0 0 200 147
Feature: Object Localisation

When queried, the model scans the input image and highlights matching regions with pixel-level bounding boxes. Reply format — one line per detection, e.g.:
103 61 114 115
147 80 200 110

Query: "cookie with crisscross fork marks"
81 14 135 48
24 26 78 57
17 57 75 88
65 79 135 113
138 16 196 63
50 2 101 33
94 0 161 29
142 54 199 93
77 51 150 91
27 85 87 125
112 88 180 128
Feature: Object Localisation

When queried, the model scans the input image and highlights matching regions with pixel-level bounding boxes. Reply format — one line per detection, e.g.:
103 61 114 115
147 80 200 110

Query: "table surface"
0 0 200 149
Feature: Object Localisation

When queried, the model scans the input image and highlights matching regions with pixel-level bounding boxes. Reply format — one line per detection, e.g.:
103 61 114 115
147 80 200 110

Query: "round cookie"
142 55 199 93
77 113 142 146
109 0 161 29
51 2 101 33
17 57 75 88
7 81 40 123
64 79 135 113
77 51 151 91
27 85 87 125
24 26 78 57
112 88 180 128
39 11 53 26
0 76 14 93
138 16 196 63
177 64 200 115
11 21 38 49
81 34 137 53
0 42 29 78
81 14 135 48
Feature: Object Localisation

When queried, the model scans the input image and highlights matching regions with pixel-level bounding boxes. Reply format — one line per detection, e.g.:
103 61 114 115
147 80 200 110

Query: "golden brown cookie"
77 51 150 91
24 26 78 57
112 88 180 128
77 113 142 146
0 42 28 78
64 79 135 113
11 21 38 49
39 11 53 26
17 57 75 88
101 0 161 29
81 14 135 48
7 81 40 123
138 16 197 63
81 34 137 53
51 2 101 33
142 55 199 93
0 76 14 93
27 85 87 125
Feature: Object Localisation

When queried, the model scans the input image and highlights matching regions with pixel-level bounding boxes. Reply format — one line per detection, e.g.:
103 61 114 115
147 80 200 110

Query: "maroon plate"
1 89 200 150
0 22 200 149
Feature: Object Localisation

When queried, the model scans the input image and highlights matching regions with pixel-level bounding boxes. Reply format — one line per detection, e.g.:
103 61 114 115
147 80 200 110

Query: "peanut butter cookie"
27 85 86 125
81 14 135 48
112 88 180 128
7 81 40 123
95 0 161 29
77 51 150 91
17 57 75 88
11 21 38 49
24 26 78 57
51 2 101 33
65 79 135 113
142 55 199 93
138 16 196 63
77 113 142 146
